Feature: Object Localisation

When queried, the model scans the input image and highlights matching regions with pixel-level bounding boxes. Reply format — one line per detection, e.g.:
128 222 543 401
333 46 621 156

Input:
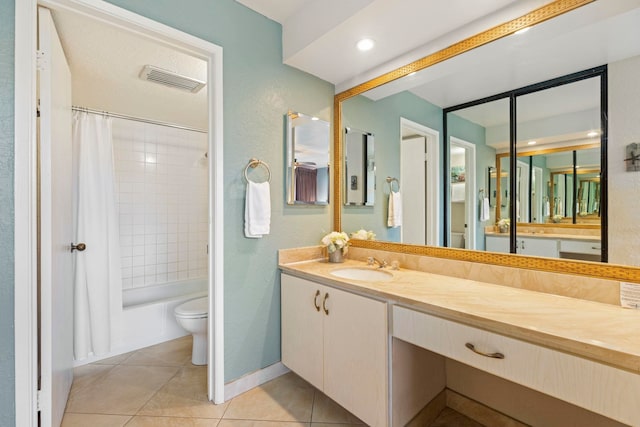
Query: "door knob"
71 242 86 252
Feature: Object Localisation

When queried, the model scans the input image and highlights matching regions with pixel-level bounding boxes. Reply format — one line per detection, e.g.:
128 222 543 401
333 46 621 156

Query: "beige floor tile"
94 351 134 365
67 364 115 401
125 416 219 426
138 366 228 418
430 407 485 427
223 373 314 422
61 413 131 427
311 424 362 427
218 421 308 427
123 336 193 367
311 392 365 424
66 365 179 415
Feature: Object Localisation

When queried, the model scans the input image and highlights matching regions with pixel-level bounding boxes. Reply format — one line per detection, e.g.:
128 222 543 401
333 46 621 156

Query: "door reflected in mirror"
286 111 330 205
344 128 375 206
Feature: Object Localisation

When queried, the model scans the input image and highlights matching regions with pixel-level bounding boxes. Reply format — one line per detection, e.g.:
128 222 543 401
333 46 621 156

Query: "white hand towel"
387 191 402 228
244 181 271 238
544 200 550 216
480 197 490 221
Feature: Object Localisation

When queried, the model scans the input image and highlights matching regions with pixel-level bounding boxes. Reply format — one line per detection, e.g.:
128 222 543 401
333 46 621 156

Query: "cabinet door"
518 237 558 257
486 236 509 253
323 287 388 427
281 274 324 390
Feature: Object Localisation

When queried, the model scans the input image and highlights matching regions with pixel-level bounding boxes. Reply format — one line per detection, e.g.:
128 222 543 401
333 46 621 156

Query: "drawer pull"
323 292 330 315
313 290 321 311
591 246 601 250
465 342 504 359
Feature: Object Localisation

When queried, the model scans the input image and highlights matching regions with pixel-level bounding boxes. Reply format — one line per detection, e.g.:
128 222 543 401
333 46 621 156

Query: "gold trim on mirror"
334 0 640 283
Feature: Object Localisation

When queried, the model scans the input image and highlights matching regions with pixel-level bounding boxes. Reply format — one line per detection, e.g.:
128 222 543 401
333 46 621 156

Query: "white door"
401 136 426 244
38 7 74 427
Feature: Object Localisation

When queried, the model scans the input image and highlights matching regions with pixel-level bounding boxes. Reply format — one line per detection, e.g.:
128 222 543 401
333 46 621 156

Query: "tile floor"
62 337 480 427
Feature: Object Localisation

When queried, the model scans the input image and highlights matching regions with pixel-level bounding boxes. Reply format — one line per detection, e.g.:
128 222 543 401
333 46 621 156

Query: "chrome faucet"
367 256 387 268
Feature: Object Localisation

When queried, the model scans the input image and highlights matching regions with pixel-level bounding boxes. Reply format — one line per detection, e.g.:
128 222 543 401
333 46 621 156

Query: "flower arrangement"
321 231 350 254
496 218 510 227
552 214 563 223
350 229 376 241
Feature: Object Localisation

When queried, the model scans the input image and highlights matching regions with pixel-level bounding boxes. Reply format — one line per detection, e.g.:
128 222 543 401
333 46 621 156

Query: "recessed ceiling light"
587 131 599 137
515 27 530 35
528 140 537 145
357 38 375 52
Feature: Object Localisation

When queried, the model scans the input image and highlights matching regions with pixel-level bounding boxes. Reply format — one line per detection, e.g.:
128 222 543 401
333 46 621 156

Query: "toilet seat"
175 297 208 319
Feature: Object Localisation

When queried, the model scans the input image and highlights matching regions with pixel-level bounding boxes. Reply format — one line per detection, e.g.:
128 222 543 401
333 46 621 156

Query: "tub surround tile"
138 366 228 418
279 256 640 374
65 365 179 415
223 373 314 422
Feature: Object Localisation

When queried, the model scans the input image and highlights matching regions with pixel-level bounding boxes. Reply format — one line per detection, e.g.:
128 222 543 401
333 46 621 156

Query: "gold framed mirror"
333 0 640 282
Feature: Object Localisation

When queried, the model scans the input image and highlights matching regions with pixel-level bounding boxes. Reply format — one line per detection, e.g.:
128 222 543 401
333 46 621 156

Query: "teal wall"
448 113 497 250
0 0 16 424
342 91 443 243
103 0 334 382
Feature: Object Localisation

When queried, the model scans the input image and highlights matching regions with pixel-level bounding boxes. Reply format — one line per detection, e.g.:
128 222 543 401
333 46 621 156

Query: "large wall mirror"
334 0 640 281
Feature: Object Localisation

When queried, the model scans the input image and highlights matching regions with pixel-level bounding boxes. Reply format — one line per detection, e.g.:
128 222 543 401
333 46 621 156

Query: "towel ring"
386 176 399 192
244 158 271 183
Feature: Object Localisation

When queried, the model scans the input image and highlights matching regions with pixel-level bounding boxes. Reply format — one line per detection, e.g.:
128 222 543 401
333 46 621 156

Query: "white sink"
330 267 393 282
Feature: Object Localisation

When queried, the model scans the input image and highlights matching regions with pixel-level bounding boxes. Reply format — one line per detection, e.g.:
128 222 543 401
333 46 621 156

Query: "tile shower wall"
112 118 208 289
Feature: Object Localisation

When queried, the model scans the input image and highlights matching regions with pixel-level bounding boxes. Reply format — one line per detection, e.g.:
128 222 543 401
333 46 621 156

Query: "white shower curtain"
72 111 122 360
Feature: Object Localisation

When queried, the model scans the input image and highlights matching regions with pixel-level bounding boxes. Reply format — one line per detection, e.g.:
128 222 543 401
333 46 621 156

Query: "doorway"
449 137 476 250
399 118 440 246
15 1 224 425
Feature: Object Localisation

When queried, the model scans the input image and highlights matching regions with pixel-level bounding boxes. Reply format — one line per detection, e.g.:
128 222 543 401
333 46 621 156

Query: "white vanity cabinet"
486 234 560 258
485 235 509 253
393 306 640 426
281 273 388 427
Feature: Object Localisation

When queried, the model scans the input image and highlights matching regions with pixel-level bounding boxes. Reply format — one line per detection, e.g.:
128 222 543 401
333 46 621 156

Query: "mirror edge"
333 0 640 283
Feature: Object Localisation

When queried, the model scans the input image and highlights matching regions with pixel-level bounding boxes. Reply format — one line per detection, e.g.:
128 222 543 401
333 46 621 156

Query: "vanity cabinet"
393 306 640 426
516 236 558 257
281 273 388 427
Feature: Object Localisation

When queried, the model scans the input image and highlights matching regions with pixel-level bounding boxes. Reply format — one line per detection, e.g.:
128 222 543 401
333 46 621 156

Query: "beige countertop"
485 231 600 241
279 258 640 374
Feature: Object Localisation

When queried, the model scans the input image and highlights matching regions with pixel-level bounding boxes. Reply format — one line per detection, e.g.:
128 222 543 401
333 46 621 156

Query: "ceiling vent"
139 65 206 93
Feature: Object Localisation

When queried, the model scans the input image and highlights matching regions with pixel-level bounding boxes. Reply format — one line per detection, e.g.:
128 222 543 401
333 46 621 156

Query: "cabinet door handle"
323 292 329 315
521 240 525 250
592 246 601 250
313 290 321 312
465 342 504 359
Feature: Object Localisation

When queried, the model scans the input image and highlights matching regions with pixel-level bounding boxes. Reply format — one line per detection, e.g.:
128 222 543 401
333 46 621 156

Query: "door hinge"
36 50 47 70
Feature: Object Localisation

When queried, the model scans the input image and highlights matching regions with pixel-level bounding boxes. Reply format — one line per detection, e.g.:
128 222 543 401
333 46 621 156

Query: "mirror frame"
333 0 640 282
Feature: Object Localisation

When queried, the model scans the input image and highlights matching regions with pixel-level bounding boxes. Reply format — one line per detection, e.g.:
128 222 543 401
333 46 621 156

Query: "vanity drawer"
559 239 601 255
392 306 640 425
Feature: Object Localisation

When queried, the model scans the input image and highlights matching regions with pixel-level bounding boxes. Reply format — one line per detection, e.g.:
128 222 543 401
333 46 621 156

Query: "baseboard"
224 362 290 401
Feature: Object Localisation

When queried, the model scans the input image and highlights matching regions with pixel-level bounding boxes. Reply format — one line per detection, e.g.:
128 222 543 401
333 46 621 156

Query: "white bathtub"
74 278 208 366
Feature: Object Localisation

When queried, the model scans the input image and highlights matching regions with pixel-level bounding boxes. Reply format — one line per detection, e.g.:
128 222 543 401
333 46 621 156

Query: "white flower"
321 231 350 254
350 229 376 241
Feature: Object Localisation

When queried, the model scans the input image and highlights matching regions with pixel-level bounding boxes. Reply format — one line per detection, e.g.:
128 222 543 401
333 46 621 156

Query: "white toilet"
174 296 208 365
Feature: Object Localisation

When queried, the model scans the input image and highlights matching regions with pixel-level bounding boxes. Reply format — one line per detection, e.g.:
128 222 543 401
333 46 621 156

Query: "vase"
328 248 344 263
498 225 509 233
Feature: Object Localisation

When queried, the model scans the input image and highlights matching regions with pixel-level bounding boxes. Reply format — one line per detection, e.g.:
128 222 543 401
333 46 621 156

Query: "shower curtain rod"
72 106 207 134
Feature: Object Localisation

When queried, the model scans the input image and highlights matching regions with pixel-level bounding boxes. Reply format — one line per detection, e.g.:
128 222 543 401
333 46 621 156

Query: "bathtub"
74 278 208 366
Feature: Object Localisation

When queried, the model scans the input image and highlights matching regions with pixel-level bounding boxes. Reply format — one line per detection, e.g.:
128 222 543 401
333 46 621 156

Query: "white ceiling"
51 8 208 130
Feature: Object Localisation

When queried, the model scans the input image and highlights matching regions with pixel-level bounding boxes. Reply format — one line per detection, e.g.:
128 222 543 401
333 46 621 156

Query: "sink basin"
330 267 393 282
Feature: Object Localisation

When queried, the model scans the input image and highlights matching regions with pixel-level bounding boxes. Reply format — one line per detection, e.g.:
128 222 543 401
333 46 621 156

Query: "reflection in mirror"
344 128 375 206
335 1 640 271
286 111 330 205
447 98 509 249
